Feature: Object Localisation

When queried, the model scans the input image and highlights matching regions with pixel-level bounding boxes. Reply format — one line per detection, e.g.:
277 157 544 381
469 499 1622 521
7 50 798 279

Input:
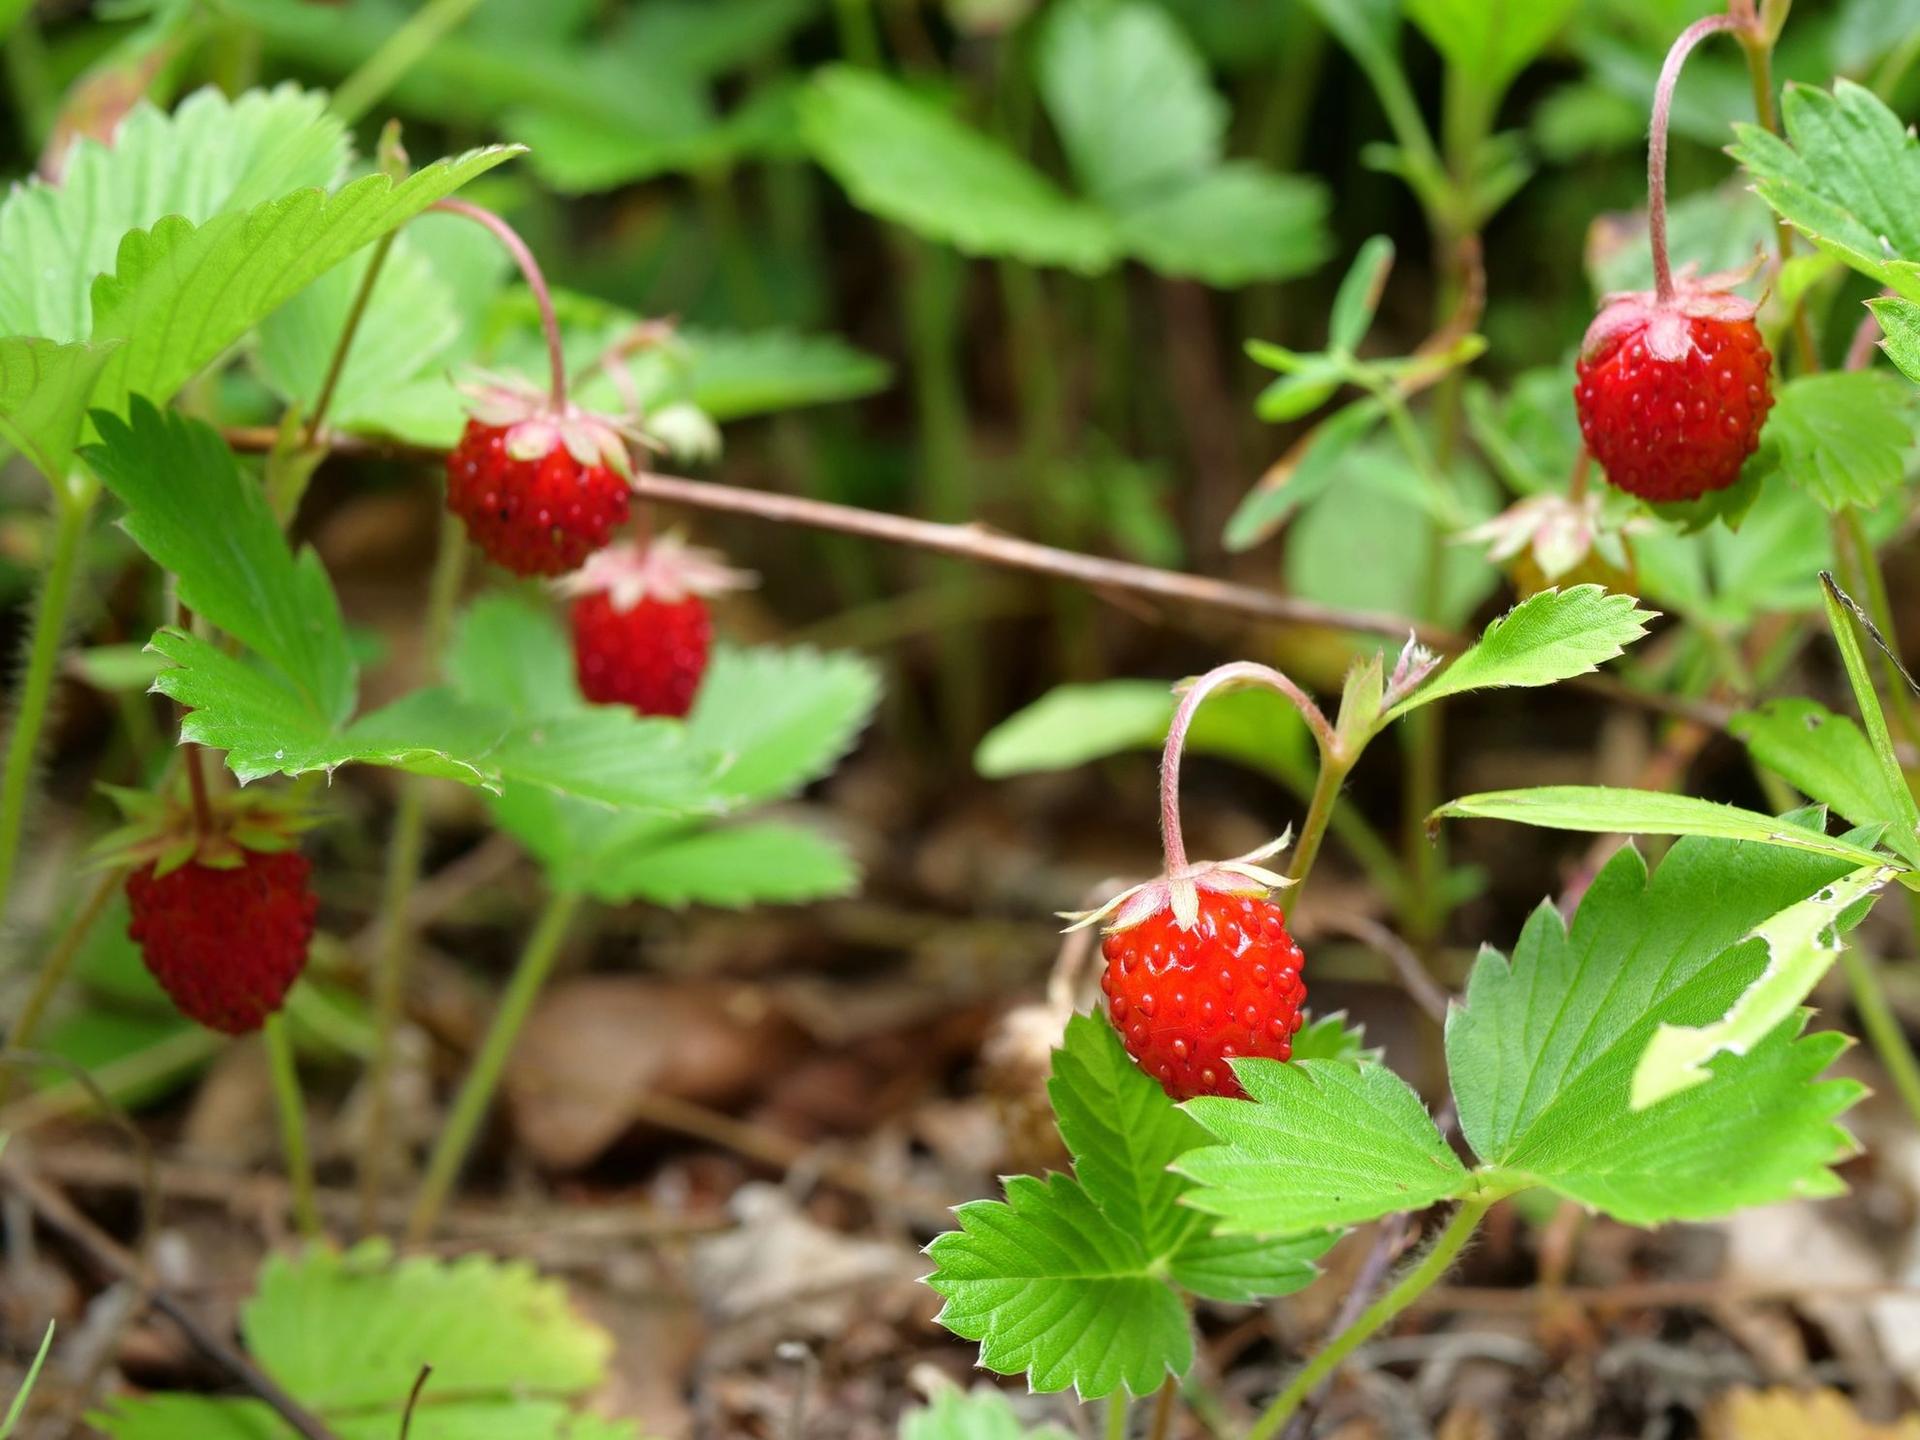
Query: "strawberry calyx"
93 783 318 879
1580 264 1762 367
1061 831 1295 935
555 533 756 612
460 375 639 478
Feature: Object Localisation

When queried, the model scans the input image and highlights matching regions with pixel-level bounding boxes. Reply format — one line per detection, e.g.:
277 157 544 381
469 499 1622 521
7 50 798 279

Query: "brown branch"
0 1159 343 1440
217 428 1734 732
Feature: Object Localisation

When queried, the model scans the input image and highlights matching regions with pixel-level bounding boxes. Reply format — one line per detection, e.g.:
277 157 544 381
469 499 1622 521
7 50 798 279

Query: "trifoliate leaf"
570 820 857 908
1178 1059 1469 1234
801 66 1120 273
1745 372 1920 510
1433 787 1900 872
1447 833 1874 1222
927 1017 1330 1398
84 401 356 727
1733 699 1920 860
1036 0 1227 209
1387 586 1655 721
1730 80 1920 302
687 645 883 808
900 1389 1073 1440
0 85 347 343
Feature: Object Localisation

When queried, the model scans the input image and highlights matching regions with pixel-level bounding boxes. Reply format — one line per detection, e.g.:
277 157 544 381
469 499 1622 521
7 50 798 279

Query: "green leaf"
928 1017 1329 1397
1405 0 1580 106
0 337 118 480
1036 0 1226 208
801 67 1119 272
973 681 1309 788
253 234 464 428
152 630 724 810
96 1241 628 1439
1388 586 1655 721
571 820 856 908
84 143 521 427
96 1395 637 1439
1178 1060 1469 1234
1819 574 1920 863
1447 835 1871 1222
1113 164 1329 286
1731 80 1920 301
1868 296 1920 385
0 85 348 343
1634 864 1892 1109
1224 397 1385 551
1329 236 1394 352
1432 787 1901 872
1290 1010 1381 1064
926 1172 1193 1398
84 402 356 727
900 1390 1073 1440
669 326 891 421
1732 699 1920 859
1746 371 1920 510
685 645 883 808
243 1241 608 1410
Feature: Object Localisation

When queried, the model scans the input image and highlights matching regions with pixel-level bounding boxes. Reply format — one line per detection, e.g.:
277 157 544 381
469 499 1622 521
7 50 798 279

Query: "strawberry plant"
7 0 1920 1436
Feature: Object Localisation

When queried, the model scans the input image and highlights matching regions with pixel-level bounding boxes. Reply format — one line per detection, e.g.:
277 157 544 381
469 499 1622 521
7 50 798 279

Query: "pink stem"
430 198 567 411
1648 12 1744 305
1159 662 1336 875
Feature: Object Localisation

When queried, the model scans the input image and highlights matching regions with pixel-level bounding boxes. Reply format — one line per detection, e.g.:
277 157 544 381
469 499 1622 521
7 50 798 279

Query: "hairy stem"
1246 1195 1494 1440
359 512 468 1231
430 198 567 410
406 889 582 1243
1160 663 1336 875
263 1013 321 1241
1841 946 1920 1132
1648 14 1744 304
0 491 91 929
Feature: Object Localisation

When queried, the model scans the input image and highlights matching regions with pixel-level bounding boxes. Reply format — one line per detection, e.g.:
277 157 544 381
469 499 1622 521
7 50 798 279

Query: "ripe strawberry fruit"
1099 891 1306 1101
1573 280 1773 503
445 381 634 577
559 535 754 718
127 848 318 1034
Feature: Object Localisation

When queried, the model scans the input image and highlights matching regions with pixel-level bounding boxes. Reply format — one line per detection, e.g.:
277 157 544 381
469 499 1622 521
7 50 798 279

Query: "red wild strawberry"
1573 277 1773 503
1067 831 1305 1102
127 848 317 1034
558 535 755 717
1100 890 1306 1101
445 381 635 576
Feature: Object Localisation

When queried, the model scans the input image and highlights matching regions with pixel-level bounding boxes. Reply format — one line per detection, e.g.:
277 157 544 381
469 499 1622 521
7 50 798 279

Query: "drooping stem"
263 1012 321 1241
1245 1195 1495 1440
405 888 582 1243
0 490 91 929
1841 946 1920 1132
1160 663 1336 876
1648 13 1744 304
0 868 122 1107
306 231 400 447
359 511 469 1231
430 198 567 410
